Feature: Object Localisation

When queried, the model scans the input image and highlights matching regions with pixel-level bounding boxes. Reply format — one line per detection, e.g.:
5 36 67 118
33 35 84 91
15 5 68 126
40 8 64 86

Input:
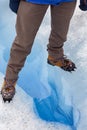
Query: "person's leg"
47 2 77 71
1 1 49 101
5 1 48 81
47 1 76 60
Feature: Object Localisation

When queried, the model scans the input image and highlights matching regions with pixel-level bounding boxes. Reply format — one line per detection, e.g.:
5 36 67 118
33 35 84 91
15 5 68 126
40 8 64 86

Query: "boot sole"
47 59 55 66
3 97 12 103
47 59 76 72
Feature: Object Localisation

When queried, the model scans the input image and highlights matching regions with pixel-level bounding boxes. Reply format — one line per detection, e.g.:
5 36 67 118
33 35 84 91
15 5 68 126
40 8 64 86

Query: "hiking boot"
1 79 16 102
47 55 76 72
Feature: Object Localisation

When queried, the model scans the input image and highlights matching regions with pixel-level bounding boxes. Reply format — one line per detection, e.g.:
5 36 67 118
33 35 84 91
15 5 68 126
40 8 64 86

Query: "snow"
0 72 71 130
0 0 87 130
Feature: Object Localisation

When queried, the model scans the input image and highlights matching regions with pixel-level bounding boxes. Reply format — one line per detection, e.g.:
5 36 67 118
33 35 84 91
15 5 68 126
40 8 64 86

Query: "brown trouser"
5 1 76 80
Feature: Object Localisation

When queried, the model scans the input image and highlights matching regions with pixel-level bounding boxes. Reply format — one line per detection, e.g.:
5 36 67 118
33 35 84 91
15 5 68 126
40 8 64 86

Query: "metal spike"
3 98 7 103
3 98 12 103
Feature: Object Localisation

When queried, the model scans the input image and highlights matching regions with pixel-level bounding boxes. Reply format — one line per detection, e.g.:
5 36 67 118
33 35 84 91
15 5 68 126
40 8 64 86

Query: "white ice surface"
0 72 71 130
0 0 87 130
